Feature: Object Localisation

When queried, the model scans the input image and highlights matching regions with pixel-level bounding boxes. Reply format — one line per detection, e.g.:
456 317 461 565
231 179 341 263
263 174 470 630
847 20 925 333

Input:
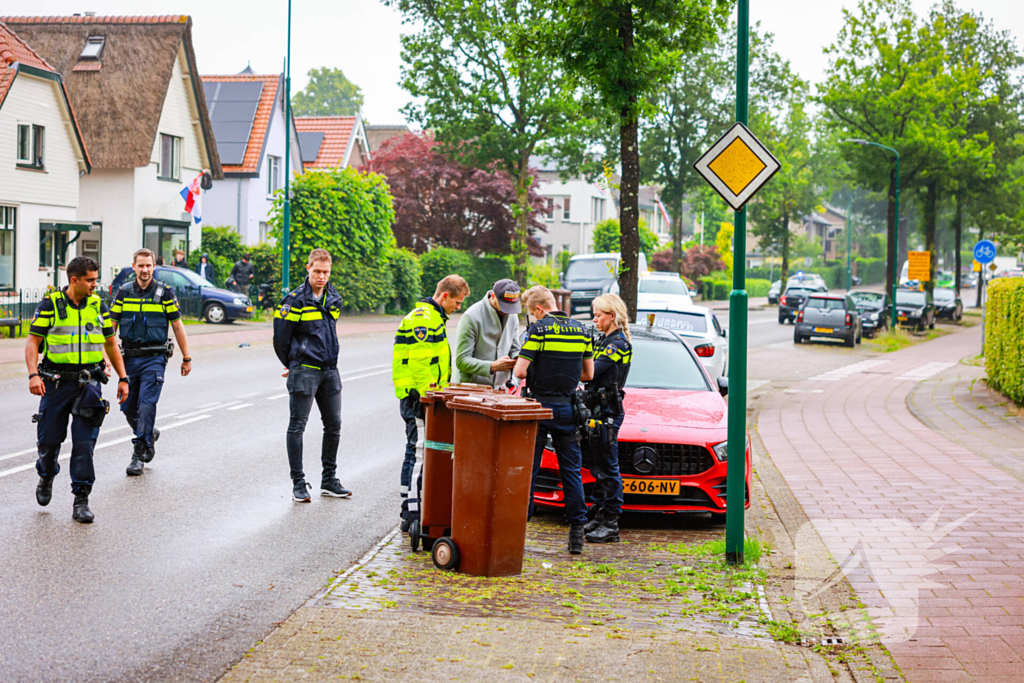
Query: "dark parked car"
894 288 935 331
933 287 962 322
794 294 862 347
116 265 253 324
849 291 890 337
778 284 827 324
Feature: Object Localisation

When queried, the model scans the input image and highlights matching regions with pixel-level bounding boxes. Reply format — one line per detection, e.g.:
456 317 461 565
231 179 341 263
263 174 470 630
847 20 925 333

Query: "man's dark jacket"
273 279 343 370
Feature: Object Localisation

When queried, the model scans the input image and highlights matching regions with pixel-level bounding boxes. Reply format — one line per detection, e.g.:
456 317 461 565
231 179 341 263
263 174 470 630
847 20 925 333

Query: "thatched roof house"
1 14 222 176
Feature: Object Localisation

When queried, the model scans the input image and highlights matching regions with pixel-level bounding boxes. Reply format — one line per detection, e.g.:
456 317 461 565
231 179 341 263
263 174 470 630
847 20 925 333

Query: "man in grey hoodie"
454 279 522 388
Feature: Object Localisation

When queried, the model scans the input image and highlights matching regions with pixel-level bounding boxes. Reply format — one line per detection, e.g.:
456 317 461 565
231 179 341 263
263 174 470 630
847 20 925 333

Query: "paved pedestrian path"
759 325 1024 682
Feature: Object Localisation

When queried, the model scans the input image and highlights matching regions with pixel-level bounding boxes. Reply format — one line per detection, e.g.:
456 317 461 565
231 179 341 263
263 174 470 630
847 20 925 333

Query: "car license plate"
898 315 907 321
247 306 253 313
814 327 833 334
622 478 679 496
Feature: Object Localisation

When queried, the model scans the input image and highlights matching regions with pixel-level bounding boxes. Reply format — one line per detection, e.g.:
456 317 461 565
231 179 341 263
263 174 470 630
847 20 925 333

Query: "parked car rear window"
805 297 846 310
626 338 710 391
933 288 955 301
850 292 884 307
896 291 927 306
566 259 617 280
637 310 708 334
784 287 815 296
639 278 688 295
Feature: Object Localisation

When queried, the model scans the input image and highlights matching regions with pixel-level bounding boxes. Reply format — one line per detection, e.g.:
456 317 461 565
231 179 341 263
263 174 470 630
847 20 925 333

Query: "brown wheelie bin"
430 394 552 577
413 384 497 551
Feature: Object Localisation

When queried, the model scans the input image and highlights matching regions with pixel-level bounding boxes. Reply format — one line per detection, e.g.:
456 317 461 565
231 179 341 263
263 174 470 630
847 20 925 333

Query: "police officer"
273 248 351 503
583 293 632 544
392 275 470 529
26 256 129 523
515 285 594 555
109 248 192 476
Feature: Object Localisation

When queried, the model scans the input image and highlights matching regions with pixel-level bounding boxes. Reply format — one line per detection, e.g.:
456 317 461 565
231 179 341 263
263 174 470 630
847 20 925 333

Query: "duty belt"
38 363 105 386
122 346 167 358
529 393 573 405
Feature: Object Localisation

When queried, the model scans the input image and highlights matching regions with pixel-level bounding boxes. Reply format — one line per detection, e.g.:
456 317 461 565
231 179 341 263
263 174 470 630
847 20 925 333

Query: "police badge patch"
280 304 291 317
413 326 428 341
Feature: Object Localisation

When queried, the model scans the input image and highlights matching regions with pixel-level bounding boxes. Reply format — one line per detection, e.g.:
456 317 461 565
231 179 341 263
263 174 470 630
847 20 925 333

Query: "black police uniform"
521 311 593 550
110 279 181 475
584 329 632 540
273 278 350 500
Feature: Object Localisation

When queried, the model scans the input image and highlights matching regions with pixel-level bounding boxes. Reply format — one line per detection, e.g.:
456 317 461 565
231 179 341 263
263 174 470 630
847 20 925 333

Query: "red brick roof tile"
294 116 358 169
202 73 281 175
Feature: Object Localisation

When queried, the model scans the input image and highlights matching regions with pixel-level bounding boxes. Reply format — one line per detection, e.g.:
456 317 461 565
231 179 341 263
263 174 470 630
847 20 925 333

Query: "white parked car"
636 304 728 380
634 272 694 310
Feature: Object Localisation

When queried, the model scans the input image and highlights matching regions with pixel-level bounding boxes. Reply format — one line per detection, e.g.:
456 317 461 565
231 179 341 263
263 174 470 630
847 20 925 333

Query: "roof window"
79 36 105 60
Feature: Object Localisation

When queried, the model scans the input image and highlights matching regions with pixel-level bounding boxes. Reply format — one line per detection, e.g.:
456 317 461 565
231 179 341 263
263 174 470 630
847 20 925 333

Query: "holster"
70 381 110 428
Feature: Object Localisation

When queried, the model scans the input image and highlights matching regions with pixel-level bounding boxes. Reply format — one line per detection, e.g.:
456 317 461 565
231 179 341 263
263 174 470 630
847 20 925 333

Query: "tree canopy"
291 67 365 117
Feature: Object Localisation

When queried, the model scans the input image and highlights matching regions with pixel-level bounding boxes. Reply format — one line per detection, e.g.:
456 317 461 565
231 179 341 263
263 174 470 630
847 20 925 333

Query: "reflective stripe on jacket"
272 279 342 370
41 291 107 366
392 298 450 399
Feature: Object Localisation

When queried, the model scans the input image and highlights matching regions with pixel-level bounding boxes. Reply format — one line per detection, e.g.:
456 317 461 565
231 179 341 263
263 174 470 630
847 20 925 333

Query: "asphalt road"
0 309 855 683
0 332 403 683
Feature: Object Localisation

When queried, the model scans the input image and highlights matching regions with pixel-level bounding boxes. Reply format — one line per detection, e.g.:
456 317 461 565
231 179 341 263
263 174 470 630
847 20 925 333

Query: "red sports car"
532 325 751 517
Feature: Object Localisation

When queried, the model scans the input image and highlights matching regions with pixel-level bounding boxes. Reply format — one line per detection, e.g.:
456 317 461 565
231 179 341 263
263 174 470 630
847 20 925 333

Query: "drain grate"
802 637 846 647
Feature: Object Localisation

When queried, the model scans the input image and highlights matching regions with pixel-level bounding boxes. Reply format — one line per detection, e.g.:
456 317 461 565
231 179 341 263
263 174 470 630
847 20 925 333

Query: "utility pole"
281 0 293 293
725 0 749 566
846 195 852 291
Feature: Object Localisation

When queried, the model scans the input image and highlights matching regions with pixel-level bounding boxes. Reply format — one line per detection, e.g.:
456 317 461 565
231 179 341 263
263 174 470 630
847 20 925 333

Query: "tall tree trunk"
923 179 938 298
885 170 897 297
953 193 963 293
672 196 684 273
616 5 639 319
779 216 790 285
512 162 531 286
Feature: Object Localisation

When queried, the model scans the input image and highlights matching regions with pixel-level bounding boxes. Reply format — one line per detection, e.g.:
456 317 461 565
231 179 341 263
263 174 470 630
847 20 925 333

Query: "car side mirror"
722 328 727 338
717 376 728 397
558 272 564 285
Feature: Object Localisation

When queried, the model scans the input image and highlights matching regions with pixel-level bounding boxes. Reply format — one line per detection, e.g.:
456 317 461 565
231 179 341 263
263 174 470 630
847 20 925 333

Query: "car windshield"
850 292 884 308
785 287 815 296
896 290 927 306
173 269 215 288
637 310 708 334
566 259 617 281
639 278 687 295
934 288 955 301
805 297 846 310
626 337 709 391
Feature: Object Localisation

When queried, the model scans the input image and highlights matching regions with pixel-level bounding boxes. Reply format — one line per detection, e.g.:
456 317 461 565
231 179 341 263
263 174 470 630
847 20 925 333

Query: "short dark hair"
67 256 100 280
243 253 251 260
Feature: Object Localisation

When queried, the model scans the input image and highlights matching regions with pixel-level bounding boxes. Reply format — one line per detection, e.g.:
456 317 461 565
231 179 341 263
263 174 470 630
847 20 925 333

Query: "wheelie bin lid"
422 383 497 404
445 394 553 421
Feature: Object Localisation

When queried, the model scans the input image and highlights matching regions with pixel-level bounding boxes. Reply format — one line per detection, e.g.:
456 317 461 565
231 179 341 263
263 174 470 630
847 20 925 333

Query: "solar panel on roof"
204 81 264 166
298 132 325 163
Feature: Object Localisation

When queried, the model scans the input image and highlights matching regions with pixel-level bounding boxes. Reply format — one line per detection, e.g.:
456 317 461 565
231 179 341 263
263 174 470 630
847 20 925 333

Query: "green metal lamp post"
281 0 293 293
846 196 852 291
844 139 900 327
725 0 750 566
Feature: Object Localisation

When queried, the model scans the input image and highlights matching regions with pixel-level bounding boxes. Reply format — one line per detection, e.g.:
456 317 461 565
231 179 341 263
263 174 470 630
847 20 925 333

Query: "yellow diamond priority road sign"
694 123 780 211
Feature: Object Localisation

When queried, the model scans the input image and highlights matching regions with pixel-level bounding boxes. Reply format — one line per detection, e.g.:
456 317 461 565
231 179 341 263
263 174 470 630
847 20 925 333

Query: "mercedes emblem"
632 446 658 475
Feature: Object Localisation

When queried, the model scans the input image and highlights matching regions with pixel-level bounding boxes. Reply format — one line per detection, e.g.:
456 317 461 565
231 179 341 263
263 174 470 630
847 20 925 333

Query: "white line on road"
174 402 241 420
895 361 956 382
267 393 289 400
785 389 824 394
0 413 182 463
0 415 211 479
196 401 222 409
341 364 389 377
341 368 391 383
227 403 252 411
235 392 261 398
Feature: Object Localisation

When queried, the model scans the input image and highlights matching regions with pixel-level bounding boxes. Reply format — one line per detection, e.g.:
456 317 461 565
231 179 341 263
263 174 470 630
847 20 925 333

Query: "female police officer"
583 293 632 543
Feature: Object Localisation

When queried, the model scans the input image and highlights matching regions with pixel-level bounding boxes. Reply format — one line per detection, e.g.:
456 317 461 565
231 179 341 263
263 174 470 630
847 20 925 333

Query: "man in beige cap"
454 279 522 388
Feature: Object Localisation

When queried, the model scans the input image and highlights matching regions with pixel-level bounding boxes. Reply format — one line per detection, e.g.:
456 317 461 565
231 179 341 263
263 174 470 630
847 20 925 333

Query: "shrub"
419 247 474 299
199 226 245 264
985 278 1024 405
557 250 574 276
651 247 676 273
332 258 395 313
592 218 660 259
746 278 771 298
529 263 561 288
388 248 422 314
466 256 514 307
187 248 231 288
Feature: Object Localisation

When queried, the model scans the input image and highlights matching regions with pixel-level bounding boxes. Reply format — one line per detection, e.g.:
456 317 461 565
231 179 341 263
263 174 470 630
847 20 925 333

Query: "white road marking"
267 393 289 401
174 402 241 420
341 363 389 377
0 415 211 479
808 360 889 382
235 392 261 398
341 368 391 383
227 403 252 411
895 361 956 382
785 389 824 394
0 413 180 463
196 401 222 409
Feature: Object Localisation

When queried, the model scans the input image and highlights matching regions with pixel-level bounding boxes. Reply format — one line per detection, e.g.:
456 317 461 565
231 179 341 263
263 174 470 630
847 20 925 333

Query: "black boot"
584 509 605 534
126 443 145 476
144 429 160 463
36 476 54 507
72 492 94 523
568 524 585 555
586 516 620 544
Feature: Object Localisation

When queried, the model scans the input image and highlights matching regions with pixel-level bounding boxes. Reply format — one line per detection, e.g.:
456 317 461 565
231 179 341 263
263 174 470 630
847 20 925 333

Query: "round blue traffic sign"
974 239 997 264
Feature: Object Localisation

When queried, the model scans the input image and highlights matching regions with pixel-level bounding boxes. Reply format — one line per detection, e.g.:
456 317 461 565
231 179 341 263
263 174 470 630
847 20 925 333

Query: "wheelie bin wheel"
432 537 460 571
410 519 421 552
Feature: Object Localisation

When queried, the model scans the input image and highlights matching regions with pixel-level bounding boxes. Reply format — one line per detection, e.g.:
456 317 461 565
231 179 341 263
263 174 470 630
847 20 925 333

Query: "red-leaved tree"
680 245 726 282
361 132 546 255
650 248 676 273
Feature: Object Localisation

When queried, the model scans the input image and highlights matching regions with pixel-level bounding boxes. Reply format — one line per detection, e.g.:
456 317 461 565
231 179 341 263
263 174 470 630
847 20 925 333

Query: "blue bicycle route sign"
974 240 997 264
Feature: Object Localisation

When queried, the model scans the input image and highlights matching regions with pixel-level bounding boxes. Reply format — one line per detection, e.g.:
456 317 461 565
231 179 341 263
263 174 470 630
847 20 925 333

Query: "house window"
39 230 54 269
267 156 281 196
158 134 181 181
545 198 554 221
79 36 106 60
562 197 571 221
259 222 272 243
16 124 45 169
591 197 605 222
0 206 15 290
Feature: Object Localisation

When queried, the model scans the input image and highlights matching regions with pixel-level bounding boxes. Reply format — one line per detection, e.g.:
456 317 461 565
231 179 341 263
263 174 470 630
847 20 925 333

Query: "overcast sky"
20 0 1024 125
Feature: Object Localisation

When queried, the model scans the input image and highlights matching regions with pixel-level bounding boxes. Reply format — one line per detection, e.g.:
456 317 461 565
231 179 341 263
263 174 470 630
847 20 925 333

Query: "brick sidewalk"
758 325 1024 682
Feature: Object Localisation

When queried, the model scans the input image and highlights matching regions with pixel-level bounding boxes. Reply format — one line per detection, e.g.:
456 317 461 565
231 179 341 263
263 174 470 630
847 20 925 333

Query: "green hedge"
388 248 422 314
985 278 1024 405
419 248 512 308
702 277 770 300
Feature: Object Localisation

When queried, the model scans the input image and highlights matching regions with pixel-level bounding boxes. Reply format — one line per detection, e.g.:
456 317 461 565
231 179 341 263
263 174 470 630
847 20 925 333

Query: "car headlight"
869 312 878 320
232 297 244 305
712 435 751 461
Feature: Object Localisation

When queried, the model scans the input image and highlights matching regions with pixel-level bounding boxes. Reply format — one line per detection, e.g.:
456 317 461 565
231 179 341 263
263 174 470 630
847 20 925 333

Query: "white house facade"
530 156 618 262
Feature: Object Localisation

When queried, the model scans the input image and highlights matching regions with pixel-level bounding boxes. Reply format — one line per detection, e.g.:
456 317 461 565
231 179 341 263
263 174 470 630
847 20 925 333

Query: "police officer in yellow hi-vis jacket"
26 257 129 523
392 275 469 528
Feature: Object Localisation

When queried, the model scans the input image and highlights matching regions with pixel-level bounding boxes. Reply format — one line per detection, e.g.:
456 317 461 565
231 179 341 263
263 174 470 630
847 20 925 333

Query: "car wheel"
856 329 862 344
203 302 227 324
845 333 856 348
778 313 786 324
794 332 803 344
929 316 935 330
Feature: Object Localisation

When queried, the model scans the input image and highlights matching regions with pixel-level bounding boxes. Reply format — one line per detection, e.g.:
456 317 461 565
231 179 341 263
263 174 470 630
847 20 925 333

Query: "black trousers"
286 366 342 483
